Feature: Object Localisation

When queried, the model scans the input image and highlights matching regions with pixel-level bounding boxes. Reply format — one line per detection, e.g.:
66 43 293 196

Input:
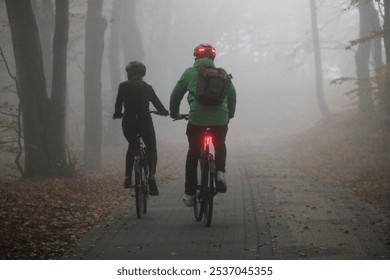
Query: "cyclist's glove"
159 109 169 116
170 113 181 120
112 112 123 119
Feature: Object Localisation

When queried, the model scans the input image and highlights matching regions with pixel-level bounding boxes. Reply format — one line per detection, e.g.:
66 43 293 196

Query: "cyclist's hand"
159 109 169 116
170 112 180 120
112 112 123 119
170 113 181 120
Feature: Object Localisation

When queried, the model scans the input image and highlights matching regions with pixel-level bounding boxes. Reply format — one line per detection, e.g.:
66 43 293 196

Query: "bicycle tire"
203 197 213 227
203 174 214 227
141 159 149 214
134 160 144 219
202 160 211 226
203 157 216 227
193 160 204 221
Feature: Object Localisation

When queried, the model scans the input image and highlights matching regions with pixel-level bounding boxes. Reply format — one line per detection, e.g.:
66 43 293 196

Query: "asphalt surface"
61 144 389 260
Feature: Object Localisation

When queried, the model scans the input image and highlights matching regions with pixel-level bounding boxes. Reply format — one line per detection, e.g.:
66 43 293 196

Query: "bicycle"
131 110 161 219
175 114 217 227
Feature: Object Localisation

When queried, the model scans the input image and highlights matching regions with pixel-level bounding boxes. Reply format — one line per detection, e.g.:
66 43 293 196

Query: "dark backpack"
194 66 232 106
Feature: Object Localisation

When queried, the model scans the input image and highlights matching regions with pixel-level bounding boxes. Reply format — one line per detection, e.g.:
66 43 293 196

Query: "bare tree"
310 0 330 118
145 0 174 90
383 0 390 160
384 0 390 115
355 0 376 112
83 0 107 170
104 0 123 147
6 0 50 177
31 0 55 96
47 0 70 176
0 47 23 176
370 1 384 108
5 0 70 178
120 0 144 62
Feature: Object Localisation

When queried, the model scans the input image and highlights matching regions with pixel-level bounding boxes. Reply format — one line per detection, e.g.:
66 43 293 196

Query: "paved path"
61 144 389 260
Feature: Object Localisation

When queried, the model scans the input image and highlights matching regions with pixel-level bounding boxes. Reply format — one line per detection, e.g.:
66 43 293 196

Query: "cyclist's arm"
113 83 124 119
227 82 236 119
169 68 191 118
149 86 169 116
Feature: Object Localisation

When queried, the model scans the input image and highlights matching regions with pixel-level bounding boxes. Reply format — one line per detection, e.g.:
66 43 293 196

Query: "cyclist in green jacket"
170 44 236 207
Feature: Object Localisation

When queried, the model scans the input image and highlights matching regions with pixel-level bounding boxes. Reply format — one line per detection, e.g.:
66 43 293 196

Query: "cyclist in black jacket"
113 61 169 195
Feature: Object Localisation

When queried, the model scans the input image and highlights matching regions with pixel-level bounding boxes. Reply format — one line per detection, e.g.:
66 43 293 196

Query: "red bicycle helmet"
193 44 216 60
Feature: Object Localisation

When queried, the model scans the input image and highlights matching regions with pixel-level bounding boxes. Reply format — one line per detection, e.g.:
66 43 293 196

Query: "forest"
0 0 389 259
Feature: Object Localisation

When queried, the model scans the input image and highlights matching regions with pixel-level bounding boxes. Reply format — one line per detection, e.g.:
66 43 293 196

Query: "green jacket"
169 57 236 126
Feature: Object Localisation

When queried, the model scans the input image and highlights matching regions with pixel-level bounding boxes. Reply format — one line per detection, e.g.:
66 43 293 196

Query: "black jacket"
114 80 168 125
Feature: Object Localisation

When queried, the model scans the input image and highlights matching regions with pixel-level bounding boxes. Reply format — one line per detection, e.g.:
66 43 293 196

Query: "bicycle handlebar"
172 114 189 121
150 110 169 116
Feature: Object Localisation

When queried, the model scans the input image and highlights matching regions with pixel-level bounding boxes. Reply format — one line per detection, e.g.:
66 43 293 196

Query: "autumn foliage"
0 171 128 259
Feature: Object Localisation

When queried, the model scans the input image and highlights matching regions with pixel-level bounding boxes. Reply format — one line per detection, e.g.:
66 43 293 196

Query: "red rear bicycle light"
205 135 212 145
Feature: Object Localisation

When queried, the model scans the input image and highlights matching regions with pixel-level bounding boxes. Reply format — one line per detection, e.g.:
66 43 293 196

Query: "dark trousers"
185 122 228 195
122 121 157 180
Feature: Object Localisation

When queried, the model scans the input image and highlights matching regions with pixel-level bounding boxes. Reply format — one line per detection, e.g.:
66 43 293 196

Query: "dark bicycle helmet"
125 61 146 77
193 44 216 60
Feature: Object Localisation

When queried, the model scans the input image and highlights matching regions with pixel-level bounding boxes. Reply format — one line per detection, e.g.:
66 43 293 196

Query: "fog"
0 0 364 173
137 0 357 143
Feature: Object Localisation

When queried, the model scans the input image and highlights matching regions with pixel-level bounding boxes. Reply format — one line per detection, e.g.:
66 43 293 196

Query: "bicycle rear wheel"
203 160 215 227
193 159 205 221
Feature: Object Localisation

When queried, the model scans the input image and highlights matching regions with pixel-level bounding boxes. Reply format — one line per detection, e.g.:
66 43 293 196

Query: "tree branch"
0 110 18 118
0 46 24 176
0 47 16 80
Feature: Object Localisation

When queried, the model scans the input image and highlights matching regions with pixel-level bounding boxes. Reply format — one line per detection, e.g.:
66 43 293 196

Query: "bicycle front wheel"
134 160 144 219
203 194 213 227
141 159 149 214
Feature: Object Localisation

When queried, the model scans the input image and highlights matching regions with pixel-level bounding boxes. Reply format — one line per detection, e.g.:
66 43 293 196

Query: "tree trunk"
47 0 69 176
368 2 385 109
146 0 174 91
104 0 122 147
120 0 144 62
383 0 390 161
310 0 330 118
31 0 54 97
5 0 50 177
384 0 390 113
356 0 375 112
84 0 107 170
